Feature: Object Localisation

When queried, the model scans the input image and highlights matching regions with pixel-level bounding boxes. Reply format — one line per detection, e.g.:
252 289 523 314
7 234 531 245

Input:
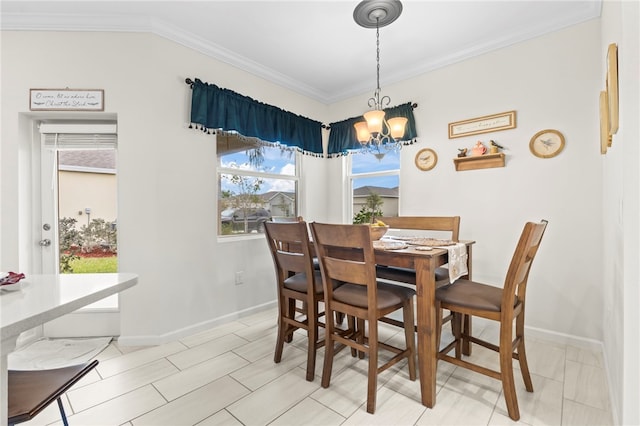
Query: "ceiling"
1 1 602 104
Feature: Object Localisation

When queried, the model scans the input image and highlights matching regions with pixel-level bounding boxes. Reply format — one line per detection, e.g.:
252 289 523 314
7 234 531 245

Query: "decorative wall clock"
415 148 438 171
529 129 565 159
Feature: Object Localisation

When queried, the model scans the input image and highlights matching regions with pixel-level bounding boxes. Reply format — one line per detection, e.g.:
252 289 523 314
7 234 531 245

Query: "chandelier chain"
369 17 390 111
376 19 380 94
354 0 406 158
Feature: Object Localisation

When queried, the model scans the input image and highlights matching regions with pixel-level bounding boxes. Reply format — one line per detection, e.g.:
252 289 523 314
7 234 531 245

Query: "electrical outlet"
235 271 244 285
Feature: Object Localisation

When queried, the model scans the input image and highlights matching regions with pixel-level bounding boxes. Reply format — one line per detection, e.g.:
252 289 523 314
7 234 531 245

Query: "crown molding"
1 0 601 105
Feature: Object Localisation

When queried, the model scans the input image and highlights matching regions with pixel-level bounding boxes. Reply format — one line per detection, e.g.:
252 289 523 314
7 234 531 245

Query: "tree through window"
349 150 400 223
217 133 298 236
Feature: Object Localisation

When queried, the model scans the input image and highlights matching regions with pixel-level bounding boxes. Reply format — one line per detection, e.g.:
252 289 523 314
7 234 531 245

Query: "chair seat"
375 265 450 284
333 281 416 310
8 360 99 424
284 270 337 293
436 279 514 312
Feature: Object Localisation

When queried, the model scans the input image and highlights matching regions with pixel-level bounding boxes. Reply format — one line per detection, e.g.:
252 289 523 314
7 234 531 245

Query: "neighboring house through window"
217 132 298 236
348 150 400 223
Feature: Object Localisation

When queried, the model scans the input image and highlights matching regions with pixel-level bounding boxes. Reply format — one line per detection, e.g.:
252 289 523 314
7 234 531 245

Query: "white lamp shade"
354 121 371 143
387 116 408 139
364 110 385 134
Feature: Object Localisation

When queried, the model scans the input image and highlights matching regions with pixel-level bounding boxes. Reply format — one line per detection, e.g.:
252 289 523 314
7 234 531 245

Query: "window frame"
217 142 300 239
346 153 401 223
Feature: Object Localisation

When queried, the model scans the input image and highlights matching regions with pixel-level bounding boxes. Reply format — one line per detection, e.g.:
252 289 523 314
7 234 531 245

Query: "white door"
39 122 121 337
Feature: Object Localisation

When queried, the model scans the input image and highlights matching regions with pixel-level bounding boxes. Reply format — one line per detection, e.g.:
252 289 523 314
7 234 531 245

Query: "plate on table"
373 240 408 251
0 271 26 292
0 281 23 292
406 238 456 247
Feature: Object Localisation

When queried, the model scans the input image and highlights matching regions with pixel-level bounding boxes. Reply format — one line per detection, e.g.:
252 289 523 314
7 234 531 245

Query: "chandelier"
353 0 407 156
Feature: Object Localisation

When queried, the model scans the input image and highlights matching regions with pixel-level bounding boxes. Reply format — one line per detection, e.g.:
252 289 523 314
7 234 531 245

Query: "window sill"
218 233 266 243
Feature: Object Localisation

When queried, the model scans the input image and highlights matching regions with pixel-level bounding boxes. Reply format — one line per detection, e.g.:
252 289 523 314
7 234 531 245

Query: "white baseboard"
524 323 603 352
117 301 277 347
44 311 120 338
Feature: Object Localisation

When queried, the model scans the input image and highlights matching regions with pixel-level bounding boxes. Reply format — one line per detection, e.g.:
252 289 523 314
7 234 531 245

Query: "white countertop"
1 273 138 346
0 272 138 426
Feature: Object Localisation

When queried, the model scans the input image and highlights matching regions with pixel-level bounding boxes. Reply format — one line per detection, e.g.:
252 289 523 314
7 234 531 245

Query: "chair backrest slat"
264 221 315 281
378 216 460 241
502 220 548 310
310 222 378 298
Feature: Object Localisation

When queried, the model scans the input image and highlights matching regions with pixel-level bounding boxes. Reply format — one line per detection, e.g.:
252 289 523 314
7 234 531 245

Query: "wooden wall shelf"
453 153 505 171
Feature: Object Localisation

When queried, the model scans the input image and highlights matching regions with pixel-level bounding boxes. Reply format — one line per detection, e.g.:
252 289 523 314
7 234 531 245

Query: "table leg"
1 353 7 426
414 256 437 408
1 336 19 426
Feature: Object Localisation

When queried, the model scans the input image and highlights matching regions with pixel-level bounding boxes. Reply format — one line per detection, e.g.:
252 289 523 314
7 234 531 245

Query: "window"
348 150 400 224
217 133 298 236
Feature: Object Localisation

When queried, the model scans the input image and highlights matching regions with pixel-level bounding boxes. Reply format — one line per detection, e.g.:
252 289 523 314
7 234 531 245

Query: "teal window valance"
327 102 418 156
189 78 324 155
187 78 417 158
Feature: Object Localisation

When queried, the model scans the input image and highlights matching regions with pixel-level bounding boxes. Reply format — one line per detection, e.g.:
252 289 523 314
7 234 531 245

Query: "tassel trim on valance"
185 77 418 158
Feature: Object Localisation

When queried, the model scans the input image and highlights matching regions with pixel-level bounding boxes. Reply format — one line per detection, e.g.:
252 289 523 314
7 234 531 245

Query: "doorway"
38 121 121 337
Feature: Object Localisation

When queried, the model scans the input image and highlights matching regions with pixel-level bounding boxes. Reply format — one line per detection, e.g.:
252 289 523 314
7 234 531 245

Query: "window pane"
219 175 297 234
351 149 400 174
217 138 298 236
352 175 399 223
219 144 295 176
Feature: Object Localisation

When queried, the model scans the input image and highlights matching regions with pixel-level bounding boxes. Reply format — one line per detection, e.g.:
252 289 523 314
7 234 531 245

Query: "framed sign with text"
30 88 104 111
448 110 516 139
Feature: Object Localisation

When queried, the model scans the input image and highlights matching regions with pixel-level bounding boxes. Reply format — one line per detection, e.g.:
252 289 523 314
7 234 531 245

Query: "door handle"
39 239 52 247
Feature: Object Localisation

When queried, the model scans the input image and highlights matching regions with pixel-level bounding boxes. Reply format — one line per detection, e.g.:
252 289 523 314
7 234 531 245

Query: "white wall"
600 1 640 424
0 31 330 343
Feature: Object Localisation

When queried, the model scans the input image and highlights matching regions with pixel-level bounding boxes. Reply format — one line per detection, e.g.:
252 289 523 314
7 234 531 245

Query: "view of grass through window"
59 217 117 273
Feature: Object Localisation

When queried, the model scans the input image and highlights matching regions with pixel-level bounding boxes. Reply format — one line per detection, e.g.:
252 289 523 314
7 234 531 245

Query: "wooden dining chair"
435 220 548 421
8 360 99 425
310 222 416 414
374 216 470 347
264 220 339 381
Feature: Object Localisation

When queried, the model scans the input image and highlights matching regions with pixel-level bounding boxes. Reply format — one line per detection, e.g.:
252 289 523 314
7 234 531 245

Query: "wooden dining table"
372 241 474 409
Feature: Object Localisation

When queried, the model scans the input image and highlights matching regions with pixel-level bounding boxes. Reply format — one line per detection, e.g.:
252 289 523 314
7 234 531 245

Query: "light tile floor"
20 307 614 426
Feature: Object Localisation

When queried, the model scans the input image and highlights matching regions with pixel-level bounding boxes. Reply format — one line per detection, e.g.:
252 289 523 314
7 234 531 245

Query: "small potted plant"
353 192 388 240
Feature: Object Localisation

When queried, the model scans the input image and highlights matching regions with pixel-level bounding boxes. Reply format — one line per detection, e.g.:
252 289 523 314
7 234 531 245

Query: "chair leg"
274 297 288 363
357 318 366 359
284 298 296 343
500 322 520 421
305 301 318 381
462 314 472 356
348 315 358 357
57 397 69 426
321 308 336 389
366 319 379 414
403 299 417 381
516 312 534 392
436 302 443 355
452 312 463 359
